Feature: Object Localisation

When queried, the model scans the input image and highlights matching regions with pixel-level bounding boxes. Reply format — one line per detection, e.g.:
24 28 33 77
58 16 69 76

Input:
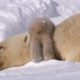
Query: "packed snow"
1 60 80 80
0 0 80 80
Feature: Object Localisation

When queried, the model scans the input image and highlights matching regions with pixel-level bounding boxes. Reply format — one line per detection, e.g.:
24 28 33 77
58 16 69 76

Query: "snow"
0 0 80 41
0 0 80 80
0 60 80 80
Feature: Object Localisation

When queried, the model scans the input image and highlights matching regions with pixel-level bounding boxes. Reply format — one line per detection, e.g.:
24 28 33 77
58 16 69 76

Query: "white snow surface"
1 60 80 80
0 0 80 80
0 0 80 41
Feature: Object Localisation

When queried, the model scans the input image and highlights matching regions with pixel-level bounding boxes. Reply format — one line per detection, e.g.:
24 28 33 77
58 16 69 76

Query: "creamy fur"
0 32 31 70
54 14 80 61
28 18 56 62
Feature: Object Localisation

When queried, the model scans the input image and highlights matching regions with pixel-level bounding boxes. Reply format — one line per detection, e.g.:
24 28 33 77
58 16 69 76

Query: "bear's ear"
0 43 6 50
24 36 27 43
0 46 4 49
0 46 5 52
0 45 6 50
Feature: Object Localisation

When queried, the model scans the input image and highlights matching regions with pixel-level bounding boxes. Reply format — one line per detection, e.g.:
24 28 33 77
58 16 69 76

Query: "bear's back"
54 14 80 61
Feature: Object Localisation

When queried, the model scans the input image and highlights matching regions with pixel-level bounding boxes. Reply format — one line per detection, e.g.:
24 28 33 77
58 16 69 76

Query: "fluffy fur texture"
0 32 31 70
28 18 56 62
54 14 80 61
1 14 80 70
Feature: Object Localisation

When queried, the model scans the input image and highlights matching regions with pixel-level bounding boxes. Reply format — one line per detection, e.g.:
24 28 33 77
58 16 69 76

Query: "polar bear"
0 17 56 70
54 14 80 61
28 17 56 62
0 32 31 70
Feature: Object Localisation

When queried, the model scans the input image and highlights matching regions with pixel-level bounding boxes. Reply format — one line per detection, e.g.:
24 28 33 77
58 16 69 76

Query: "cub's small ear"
0 46 5 52
0 45 6 50
0 46 4 49
25 32 30 45
0 43 6 50
24 36 27 42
